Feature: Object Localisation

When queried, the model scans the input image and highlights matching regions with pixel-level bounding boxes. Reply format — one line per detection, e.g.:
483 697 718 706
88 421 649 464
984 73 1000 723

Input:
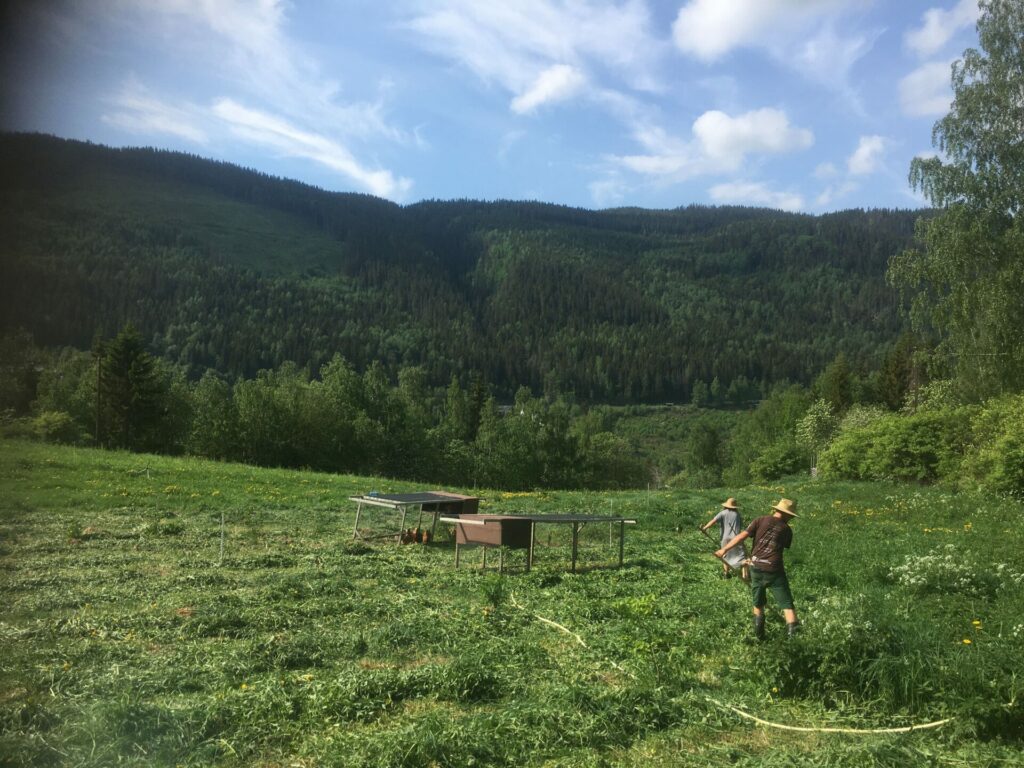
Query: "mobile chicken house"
348 491 479 541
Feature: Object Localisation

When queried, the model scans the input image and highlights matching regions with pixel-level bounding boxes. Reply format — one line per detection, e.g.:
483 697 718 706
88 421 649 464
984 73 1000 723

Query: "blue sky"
1 0 982 212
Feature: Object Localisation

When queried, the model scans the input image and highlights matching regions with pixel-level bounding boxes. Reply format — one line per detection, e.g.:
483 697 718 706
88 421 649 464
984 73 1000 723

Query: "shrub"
0 415 36 439
579 432 648 489
958 394 1024 497
33 410 89 444
837 403 888 432
796 398 837 469
904 379 961 412
667 465 722 489
749 440 807 482
819 407 974 483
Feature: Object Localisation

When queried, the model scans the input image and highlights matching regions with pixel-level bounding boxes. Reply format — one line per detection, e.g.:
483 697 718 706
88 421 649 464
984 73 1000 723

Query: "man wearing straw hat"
700 497 749 581
716 498 800 640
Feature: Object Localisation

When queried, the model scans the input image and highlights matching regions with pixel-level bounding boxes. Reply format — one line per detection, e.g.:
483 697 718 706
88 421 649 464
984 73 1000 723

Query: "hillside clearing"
1 439 1022 767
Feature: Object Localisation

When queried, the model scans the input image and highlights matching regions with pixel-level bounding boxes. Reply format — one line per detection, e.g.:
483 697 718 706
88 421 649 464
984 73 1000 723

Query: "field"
1 439 1022 767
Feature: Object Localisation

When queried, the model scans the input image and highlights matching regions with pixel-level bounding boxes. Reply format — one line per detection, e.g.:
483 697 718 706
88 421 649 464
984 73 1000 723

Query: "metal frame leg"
618 520 625 567
528 522 535 572
571 522 579 573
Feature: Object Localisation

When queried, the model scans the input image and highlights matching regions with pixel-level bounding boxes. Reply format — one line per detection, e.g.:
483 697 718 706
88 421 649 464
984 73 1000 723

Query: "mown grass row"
1 439 1022 766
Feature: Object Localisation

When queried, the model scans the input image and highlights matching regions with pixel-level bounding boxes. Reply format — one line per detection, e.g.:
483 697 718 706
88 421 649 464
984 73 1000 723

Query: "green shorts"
751 568 794 610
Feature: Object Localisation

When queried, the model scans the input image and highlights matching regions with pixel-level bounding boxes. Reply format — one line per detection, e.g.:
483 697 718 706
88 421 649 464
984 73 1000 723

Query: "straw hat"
772 498 798 517
721 497 739 509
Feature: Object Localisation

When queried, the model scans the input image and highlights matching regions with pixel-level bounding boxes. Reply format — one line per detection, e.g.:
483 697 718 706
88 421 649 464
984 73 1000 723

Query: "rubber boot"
753 614 765 641
786 621 801 639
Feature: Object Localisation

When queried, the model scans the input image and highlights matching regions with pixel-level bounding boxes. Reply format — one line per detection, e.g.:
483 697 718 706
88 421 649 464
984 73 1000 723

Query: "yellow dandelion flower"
240 683 248 689
972 620 982 628
962 638 972 645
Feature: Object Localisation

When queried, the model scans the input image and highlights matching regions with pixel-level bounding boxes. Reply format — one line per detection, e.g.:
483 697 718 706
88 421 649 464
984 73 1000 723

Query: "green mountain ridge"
0 133 921 401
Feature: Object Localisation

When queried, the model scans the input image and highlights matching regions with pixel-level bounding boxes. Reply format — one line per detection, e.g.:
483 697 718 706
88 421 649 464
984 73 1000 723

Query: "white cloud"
212 99 413 200
848 135 887 175
693 108 814 169
673 0 816 61
127 0 303 110
709 180 804 211
813 133 895 209
616 151 694 177
102 80 207 143
671 0 877 95
792 21 876 88
610 108 812 185
905 0 979 59
88 0 415 198
130 0 407 144
614 107 812 182
511 64 586 114
899 60 953 117
144 0 286 53
614 121 694 176
405 0 663 108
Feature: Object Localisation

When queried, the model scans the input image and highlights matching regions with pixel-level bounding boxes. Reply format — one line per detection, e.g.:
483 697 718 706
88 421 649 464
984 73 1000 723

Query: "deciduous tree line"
10 325 645 490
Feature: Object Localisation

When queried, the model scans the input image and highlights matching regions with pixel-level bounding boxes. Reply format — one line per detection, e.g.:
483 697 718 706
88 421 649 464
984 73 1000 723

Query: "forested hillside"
0 133 918 402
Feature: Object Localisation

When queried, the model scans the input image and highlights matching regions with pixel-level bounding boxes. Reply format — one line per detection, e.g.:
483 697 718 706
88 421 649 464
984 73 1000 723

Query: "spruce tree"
98 324 165 450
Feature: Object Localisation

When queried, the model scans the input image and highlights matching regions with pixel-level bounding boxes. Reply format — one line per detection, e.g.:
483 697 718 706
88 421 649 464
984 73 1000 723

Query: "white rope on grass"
510 594 586 646
510 595 955 735
533 614 587 648
705 696 954 734
509 594 633 676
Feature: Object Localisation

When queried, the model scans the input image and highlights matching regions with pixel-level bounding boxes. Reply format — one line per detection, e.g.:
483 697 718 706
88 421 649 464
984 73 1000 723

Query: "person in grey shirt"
701 497 749 581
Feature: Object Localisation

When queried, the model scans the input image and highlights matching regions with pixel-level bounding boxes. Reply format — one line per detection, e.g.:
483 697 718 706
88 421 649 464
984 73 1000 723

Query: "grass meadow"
1 438 1022 767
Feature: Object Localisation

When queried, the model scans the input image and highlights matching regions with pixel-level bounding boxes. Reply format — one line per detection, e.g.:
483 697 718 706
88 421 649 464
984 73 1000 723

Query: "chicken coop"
348 491 479 541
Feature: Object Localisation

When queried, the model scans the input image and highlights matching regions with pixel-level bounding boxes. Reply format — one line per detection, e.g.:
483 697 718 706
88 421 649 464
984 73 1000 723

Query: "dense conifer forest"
0 133 918 403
